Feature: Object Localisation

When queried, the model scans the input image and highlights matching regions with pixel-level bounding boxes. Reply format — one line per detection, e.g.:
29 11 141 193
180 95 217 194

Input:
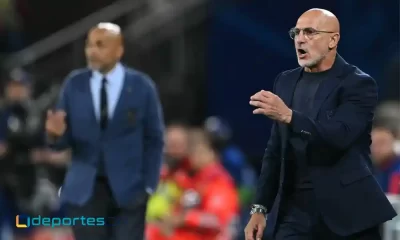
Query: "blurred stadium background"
0 0 398 239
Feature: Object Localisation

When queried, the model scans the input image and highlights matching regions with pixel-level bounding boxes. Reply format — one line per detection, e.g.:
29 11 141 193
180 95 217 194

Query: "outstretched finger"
255 224 265 240
250 94 266 102
244 228 255 240
249 100 268 109
253 108 266 115
261 90 275 98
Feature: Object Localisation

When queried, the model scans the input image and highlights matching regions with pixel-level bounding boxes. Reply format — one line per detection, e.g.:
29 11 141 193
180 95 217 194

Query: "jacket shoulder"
346 65 375 81
62 68 91 87
272 67 301 90
341 65 377 90
124 66 157 90
66 68 91 80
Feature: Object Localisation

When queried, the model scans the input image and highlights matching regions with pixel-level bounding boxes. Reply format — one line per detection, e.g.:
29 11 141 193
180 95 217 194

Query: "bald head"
293 9 340 72
91 22 123 45
85 22 124 73
300 8 340 33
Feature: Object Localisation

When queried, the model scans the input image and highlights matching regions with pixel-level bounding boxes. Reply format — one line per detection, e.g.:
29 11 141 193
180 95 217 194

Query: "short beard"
300 53 327 68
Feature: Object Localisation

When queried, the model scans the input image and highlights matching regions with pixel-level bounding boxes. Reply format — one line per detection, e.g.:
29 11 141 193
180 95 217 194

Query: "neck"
305 51 336 73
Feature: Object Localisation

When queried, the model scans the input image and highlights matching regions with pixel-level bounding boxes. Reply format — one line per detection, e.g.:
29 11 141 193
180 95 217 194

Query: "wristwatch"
250 204 268 217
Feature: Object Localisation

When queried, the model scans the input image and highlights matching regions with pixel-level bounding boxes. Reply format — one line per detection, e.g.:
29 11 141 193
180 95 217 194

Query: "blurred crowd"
0 66 398 240
0 67 258 240
371 102 400 194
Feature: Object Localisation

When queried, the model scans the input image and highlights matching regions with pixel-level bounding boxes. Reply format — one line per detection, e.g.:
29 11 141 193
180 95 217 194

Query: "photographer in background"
0 69 43 161
0 68 59 239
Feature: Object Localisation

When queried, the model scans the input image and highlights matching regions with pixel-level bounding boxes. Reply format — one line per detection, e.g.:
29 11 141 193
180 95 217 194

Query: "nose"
295 32 307 44
85 46 98 57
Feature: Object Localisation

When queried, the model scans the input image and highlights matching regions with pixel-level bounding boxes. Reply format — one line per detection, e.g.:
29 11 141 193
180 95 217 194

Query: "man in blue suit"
45 22 164 240
244 9 396 240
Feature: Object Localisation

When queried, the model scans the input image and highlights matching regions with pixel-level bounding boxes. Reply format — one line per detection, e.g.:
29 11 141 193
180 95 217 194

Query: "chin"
87 63 101 70
298 60 310 67
298 59 319 68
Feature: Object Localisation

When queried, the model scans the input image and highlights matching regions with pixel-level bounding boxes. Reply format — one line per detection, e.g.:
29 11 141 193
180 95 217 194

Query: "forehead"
87 29 114 42
295 15 321 29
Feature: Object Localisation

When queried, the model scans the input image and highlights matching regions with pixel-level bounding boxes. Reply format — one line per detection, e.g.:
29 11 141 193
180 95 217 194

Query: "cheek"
308 46 320 57
101 50 116 60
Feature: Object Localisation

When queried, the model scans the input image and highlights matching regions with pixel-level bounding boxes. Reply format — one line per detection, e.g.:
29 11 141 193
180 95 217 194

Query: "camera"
0 101 59 216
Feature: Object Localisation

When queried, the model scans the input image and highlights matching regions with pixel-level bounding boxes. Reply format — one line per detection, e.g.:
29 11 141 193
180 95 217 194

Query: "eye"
303 28 317 36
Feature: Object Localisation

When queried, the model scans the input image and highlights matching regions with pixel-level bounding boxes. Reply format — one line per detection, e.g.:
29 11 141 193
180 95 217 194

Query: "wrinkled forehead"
295 15 323 29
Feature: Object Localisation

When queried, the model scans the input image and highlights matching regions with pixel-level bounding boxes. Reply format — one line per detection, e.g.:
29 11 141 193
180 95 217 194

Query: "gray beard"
300 53 327 68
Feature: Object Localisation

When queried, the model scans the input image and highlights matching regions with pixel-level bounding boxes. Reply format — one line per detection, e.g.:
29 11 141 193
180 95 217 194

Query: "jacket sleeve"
183 180 238 232
47 75 73 151
253 122 281 212
253 74 282 212
290 74 378 150
142 76 165 193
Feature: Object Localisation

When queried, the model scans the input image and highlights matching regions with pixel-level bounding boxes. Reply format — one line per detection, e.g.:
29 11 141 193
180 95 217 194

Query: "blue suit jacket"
255 55 396 236
51 66 164 207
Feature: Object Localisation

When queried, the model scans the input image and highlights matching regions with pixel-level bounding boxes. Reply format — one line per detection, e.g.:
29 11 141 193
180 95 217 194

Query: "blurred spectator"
374 101 400 129
147 129 239 240
163 123 192 174
0 68 60 239
204 116 256 206
146 124 193 227
0 68 45 163
204 116 245 184
371 122 400 194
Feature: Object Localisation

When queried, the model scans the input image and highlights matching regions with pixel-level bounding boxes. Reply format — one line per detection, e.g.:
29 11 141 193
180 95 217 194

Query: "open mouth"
297 49 308 58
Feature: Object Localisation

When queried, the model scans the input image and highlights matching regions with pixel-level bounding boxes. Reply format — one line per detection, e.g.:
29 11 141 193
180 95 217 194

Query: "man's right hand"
46 110 67 138
244 213 266 240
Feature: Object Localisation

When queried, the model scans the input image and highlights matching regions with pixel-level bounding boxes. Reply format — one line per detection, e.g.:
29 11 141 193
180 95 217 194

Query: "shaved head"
301 8 340 32
85 22 124 73
292 9 340 72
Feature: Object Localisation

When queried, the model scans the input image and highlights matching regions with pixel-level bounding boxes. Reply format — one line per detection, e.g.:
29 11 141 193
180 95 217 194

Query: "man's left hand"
250 90 292 123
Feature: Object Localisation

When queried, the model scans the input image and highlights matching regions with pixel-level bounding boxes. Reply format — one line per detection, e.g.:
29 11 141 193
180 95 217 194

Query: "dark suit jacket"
254 55 396 236
50 66 164 208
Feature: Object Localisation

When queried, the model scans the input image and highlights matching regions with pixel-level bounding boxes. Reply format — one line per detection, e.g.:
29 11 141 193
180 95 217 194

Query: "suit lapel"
309 54 347 119
309 76 340 119
279 68 302 108
278 68 301 155
81 71 98 127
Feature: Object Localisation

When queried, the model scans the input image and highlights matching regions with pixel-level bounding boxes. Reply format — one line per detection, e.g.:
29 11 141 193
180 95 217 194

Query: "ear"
329 33 340 49
116 46 124 59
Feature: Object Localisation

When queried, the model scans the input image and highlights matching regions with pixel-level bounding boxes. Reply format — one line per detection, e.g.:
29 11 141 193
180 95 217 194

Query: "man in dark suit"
244 8 397 240
45 22 164 240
